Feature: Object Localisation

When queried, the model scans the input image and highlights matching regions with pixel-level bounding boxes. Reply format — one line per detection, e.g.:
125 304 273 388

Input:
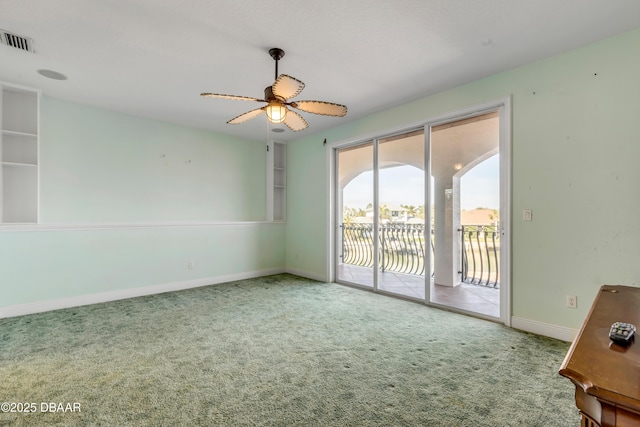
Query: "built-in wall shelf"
0 82 40 224
2 162 37 168
266 141 286 222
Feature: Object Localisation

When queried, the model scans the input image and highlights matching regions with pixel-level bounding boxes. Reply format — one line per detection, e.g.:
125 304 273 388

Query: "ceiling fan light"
265 101 287 124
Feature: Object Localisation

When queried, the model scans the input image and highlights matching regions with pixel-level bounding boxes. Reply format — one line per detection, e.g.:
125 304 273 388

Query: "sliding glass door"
336 142 375 288
335 130 426 300
428 112 501 318
377 131 426 299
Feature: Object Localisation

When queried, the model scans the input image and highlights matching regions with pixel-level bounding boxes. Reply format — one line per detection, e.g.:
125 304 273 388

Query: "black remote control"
609 322 636 344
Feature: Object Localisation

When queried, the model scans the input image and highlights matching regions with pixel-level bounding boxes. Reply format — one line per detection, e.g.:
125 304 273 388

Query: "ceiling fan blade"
291 100 348 117
283 108 308 132
201 93 265 102
272 74 305 100
228 108 265 124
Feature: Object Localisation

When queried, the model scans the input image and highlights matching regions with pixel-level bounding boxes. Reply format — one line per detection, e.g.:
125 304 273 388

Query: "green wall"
40 97 266 223
0 224 284 307
286 28 640 331
0 97 285 313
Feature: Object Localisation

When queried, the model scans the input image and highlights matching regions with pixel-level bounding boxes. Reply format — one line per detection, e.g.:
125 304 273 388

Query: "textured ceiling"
1 0 640 142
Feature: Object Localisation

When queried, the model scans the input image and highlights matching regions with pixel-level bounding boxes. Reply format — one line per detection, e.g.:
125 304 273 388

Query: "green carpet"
0 274 578 426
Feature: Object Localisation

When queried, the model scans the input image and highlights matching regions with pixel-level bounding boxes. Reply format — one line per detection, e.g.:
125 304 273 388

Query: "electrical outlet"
566 295 577 309
188 261 195 269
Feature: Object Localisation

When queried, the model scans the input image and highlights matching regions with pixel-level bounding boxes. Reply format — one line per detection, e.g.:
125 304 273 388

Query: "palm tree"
488 209 499 224
401 204 419 218
379 204 391 221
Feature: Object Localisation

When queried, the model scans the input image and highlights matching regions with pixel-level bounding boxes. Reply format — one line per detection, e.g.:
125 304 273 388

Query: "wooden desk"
559 285 640 427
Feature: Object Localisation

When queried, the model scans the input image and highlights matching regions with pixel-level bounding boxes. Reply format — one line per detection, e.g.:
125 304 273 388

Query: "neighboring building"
460 208 498 226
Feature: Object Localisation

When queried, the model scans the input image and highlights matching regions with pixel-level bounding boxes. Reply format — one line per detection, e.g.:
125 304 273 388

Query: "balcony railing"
340 223 499 288
460 225 499 288
341 223 429 276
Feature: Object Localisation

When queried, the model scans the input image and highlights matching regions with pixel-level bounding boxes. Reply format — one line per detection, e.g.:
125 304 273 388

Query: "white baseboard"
0 268 285 319
284 267 327 283
511 316 578 342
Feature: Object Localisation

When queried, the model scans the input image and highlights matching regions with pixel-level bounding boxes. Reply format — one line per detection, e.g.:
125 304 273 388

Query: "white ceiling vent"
0 30 34 53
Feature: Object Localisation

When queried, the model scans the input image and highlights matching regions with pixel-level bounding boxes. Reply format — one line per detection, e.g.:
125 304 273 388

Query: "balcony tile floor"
338 264 499 318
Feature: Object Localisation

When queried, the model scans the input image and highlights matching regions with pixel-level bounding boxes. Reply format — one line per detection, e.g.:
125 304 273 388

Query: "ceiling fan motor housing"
264 86 283 102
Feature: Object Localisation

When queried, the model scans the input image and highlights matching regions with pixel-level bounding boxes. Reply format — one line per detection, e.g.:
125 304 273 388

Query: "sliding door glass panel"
337 142 374 288
429 112 500 318
377 130 426 300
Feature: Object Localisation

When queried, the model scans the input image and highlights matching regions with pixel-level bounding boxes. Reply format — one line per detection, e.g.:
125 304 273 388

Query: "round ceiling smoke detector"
37 69 68 80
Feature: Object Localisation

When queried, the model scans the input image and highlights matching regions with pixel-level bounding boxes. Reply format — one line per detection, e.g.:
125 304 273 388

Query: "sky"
343 155 499 210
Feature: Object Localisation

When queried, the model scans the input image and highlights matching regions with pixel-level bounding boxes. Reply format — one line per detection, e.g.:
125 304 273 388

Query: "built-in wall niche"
273 142 286 221
266 141 286 222
0 83 39 224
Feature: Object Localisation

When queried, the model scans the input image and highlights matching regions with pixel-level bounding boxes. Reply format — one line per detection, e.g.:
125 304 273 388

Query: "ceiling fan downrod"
269 48 285 80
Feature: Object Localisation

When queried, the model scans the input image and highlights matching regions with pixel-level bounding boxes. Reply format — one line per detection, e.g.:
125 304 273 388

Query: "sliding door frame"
326 96 511 325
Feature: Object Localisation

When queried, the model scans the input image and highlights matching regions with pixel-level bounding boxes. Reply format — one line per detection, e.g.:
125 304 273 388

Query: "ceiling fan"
201 48 347 132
